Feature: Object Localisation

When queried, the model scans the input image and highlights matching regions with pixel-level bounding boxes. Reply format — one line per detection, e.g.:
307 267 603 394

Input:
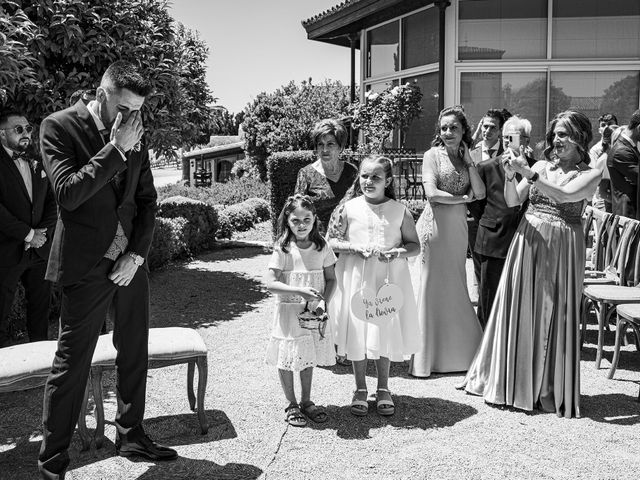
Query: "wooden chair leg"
608 318 627 379
580 296 590 349
596 303 608 369
187 361 196 411
77 379 91 451
91 367 105 449
196 356 208 434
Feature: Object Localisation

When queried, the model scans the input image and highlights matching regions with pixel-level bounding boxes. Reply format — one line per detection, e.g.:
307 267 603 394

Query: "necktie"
487 149 496 158
12 151 26 160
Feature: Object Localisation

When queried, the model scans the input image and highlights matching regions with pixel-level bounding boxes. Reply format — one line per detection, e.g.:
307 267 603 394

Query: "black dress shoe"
115 432 178 461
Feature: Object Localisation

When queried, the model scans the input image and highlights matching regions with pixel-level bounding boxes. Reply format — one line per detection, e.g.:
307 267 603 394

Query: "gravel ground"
1 232 640 480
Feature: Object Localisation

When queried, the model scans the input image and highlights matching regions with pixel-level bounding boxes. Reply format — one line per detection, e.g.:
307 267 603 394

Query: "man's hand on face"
108 254 139 287
110 110 143 153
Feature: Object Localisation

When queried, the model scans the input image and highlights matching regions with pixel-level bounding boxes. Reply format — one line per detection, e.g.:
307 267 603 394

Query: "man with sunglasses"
0 110 57 347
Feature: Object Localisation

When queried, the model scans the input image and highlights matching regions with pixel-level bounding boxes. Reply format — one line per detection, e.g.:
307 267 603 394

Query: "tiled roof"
302 0 362 27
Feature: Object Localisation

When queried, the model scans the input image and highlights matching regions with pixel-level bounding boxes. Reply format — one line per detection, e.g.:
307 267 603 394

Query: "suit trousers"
38 258 150 479
0 251 50 345
477 254 506 330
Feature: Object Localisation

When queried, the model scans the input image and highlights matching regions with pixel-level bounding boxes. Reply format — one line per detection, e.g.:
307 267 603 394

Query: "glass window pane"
401 73 439 154
367 22 399 78
402 8 439 70
460 72 547 153
458 0 547 60
552 0 640 59
549 71 640 145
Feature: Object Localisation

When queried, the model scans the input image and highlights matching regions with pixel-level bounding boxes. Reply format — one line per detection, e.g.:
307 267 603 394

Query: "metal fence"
343 150 425 201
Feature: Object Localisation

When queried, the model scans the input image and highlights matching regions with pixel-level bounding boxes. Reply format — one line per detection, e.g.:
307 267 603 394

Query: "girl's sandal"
299 400 328 423
376 388 395 416
285 403 307 427
350 389 369 416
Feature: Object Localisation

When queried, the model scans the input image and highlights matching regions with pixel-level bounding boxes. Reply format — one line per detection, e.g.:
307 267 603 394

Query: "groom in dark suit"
473 115 536 327
0 110 57 346
38 61 176 479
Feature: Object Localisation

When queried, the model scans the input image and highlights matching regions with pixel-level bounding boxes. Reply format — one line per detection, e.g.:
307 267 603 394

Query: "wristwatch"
127 252 145 266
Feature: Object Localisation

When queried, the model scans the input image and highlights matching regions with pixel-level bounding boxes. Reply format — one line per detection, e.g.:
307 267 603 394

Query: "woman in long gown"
409 106 486 377
461 110 601 418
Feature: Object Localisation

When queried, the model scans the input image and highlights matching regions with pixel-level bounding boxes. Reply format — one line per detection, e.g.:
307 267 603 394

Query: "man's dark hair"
484 108 506 128
0 109 25 126
101 60 152 97
598 113 618 125
629 109 640 130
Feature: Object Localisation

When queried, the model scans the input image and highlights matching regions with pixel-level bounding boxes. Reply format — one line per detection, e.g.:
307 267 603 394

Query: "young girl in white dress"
265 194 337 427
327 155 421 417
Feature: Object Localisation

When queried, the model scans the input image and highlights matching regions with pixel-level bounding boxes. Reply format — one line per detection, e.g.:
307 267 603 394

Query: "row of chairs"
582 207 640 379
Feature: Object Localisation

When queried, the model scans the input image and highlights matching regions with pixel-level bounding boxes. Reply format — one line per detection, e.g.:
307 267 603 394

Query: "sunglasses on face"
1 125 33 135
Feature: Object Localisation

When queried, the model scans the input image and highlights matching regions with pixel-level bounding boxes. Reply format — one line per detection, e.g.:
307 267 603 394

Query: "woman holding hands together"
410 106 486 378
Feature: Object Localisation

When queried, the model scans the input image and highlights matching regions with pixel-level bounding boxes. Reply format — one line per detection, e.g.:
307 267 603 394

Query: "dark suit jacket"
472 155 522 258
607 135 640 219
468 142 505 224
40 100 157 285
0 147 57 267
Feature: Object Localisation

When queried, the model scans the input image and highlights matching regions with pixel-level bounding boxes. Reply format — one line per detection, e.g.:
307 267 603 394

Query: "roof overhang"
302 0 435 48
183 142 244 160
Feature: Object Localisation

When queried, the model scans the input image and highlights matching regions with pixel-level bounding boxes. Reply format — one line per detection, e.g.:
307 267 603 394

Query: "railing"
343 149 425 201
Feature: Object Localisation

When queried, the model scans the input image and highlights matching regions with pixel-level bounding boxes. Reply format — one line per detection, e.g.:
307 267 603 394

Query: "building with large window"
303 0 640 153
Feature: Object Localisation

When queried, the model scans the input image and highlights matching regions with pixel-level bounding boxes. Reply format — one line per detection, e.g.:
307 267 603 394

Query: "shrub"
400 199 427 222
217 197 271 239
156 176 270 206
148 216 189 269
157 196 218 254
267 150 316 236
7 282 62 342
242 198 270 222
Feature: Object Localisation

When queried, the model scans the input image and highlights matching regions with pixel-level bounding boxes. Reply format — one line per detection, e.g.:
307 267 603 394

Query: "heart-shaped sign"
350 283 404 324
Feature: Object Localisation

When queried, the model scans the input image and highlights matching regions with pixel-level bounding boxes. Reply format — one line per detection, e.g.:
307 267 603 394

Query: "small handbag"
297 301 328 338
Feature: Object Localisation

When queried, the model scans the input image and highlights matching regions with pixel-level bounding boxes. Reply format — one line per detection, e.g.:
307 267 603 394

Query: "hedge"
157 196 219 254
147 216 189 269
156 176 270 207
266 150 316 237
217 197 271 239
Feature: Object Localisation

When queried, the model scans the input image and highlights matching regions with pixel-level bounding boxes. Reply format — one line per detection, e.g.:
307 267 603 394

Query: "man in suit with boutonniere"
467 109 506 301
0 110 57 347
38 61 175 480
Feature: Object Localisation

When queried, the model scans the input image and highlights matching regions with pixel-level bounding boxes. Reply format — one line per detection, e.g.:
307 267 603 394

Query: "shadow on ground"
194 245 271 263
581 393 640 425
308 395 476 439
0 406 241 480
149 268 268 329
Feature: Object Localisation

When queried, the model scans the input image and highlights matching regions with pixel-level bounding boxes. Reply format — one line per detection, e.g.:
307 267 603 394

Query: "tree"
241 78 352 180
0 0 215 157
350 82 423 153
600 74 640 124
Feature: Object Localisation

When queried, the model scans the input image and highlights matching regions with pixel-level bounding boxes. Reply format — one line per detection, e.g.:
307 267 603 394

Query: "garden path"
1 244 639 479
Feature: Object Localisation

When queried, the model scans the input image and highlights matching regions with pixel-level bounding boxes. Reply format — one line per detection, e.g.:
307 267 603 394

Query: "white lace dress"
265 243 337 371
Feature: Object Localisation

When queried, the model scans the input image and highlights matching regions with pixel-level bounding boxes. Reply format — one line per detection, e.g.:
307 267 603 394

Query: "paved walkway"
1 245 639 479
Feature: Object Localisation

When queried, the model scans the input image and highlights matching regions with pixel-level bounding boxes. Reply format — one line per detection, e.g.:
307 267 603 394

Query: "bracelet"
527 172 539 184
505 174 516 182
